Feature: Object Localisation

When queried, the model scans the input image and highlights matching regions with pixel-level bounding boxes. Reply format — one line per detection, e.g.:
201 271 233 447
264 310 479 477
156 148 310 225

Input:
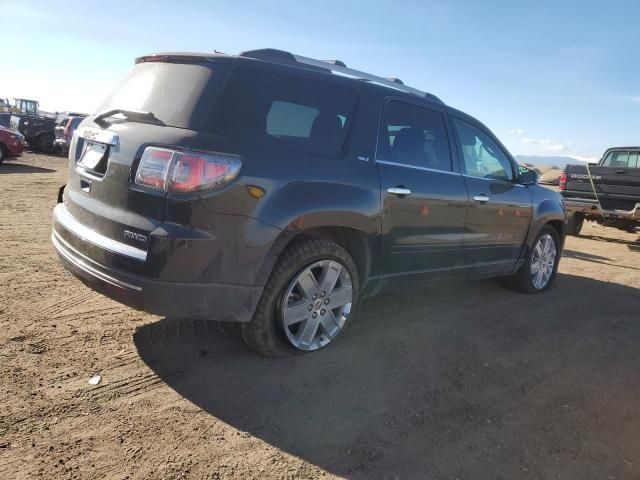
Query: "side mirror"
518 166 538 185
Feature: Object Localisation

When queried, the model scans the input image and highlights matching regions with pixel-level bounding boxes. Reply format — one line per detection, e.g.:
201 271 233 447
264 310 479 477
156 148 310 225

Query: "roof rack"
293 54 442 103
238 49 442 103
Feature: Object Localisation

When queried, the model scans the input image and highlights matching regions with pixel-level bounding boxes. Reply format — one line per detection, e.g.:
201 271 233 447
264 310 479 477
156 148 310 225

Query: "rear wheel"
507 225 560 294
242 238 359 357
37 133 55 154
0 144 6 164
566 212 584 236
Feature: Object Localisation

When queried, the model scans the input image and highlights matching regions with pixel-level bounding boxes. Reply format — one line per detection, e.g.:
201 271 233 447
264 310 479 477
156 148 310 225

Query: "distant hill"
514 155 588 168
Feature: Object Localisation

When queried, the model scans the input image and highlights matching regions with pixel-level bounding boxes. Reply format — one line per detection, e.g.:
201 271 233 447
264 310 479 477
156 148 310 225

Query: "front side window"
376 100 452 172
453 118 514 181
208 67 357 157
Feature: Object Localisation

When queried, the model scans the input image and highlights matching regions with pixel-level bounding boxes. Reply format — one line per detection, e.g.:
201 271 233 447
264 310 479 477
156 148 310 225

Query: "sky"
2 0 639 161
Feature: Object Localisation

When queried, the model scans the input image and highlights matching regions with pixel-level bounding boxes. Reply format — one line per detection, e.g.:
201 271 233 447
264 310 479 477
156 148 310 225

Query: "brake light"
63 119 74 139
135 147 241 193
559 171 567 190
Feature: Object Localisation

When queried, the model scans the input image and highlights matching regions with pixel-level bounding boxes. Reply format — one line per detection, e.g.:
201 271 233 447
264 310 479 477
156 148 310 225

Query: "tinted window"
602 150 637 168
453 118 514 181
208 67 356 156
376 100 452 171
266 101 319 138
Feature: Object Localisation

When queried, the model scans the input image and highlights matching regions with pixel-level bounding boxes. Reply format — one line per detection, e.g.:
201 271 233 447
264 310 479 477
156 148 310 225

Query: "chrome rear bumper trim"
52 229 142 292
53 203 147 262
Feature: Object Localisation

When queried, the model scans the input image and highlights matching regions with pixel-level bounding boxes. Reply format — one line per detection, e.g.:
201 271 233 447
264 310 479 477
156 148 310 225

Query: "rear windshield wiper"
94 109 165 128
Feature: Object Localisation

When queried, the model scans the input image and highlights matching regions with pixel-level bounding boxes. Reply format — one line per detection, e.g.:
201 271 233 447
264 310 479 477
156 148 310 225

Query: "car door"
451 117 533 269
376 99 469 277
596 149 640 209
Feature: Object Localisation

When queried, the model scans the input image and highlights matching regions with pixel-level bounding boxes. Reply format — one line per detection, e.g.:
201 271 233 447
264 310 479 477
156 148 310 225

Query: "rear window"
96 62 230 130
207 66 357 156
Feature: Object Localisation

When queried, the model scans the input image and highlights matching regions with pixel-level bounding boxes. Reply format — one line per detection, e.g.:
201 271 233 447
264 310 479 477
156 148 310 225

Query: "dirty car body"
52 49 566 355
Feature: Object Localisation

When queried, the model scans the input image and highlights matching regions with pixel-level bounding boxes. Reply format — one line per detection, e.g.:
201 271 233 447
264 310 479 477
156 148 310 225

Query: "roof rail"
292 54 442 103
236 49 442 103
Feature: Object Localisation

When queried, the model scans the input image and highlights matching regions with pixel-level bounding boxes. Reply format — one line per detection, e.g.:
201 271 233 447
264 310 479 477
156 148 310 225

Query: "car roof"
135 49 445 106
604 146 640 151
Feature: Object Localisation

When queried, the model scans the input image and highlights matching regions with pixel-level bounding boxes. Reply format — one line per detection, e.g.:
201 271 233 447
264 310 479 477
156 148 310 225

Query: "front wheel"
0 144 6 164
242 238 359 357
507 225 561 294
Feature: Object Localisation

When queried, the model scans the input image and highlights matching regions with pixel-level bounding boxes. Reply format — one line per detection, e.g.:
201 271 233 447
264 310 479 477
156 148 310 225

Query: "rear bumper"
51 204 263 322
564 197 640 220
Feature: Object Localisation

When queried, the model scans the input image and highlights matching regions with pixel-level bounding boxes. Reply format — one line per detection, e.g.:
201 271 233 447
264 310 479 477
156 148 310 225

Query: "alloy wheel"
280 260 353 351
531 233 557 289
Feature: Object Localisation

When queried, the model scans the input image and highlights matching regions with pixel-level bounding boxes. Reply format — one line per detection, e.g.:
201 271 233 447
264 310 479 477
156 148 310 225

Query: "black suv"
52 49 566 356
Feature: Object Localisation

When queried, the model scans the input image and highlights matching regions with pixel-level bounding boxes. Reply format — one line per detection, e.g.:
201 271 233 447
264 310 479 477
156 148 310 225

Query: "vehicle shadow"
0 162 56 174
563 249 640 270
562 249 611 262
580 233 640 252
134 274 640 479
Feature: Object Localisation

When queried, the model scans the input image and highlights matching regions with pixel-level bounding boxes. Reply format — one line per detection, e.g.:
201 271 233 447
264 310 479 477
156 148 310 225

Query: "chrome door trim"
376 159 461 176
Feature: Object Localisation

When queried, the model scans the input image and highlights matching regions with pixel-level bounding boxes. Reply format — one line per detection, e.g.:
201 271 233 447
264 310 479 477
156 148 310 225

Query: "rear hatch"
564 151 640 210
63 59 231 265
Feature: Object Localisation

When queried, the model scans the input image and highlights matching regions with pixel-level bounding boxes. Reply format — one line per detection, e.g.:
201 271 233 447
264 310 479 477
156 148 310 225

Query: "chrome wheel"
280 260 353 351
531 233 557 290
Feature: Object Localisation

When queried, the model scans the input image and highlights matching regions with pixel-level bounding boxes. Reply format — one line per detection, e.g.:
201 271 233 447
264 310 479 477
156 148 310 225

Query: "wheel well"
290 226 371 286
546 219 565 246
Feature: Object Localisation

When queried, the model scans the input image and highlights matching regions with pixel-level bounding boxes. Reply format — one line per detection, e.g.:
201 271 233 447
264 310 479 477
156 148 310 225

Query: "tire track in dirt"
39 291 96 318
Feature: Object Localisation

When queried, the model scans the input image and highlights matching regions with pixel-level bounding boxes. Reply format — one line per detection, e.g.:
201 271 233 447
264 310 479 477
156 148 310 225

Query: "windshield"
96 62 230 130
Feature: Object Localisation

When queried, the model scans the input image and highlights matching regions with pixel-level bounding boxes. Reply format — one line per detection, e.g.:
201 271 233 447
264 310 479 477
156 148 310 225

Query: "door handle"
387 187 412 197
615 169 626 174
473 194 490 203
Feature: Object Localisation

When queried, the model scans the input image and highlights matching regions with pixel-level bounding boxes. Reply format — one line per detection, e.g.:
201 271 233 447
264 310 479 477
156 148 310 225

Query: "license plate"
78 142 106 170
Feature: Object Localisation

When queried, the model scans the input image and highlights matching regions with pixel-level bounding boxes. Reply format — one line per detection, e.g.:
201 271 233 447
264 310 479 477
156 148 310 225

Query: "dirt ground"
1 153 639 480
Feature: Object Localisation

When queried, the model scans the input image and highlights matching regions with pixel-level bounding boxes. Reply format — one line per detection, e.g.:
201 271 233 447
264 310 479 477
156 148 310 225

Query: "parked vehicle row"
1 97 87 156
51 48 567 356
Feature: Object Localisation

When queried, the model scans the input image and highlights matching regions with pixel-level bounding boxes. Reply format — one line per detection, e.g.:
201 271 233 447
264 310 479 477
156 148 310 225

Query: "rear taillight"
559 171 567 190
135 148 173 189
134 147 241 193
63 120 73 139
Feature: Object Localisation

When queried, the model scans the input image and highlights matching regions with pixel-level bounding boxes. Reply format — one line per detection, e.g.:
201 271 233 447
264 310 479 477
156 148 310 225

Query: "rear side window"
208 67 357 156
376 100 452 172
266 101 319 138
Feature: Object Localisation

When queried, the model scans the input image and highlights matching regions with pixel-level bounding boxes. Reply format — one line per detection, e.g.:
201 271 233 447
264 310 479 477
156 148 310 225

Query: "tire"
0 144 6 164
566 212 584 236
507 225 561 294
36 133 55 154
242 238 359 357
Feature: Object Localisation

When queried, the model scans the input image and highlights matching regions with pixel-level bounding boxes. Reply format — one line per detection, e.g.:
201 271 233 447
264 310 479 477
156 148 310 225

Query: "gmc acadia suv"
52 48 566 356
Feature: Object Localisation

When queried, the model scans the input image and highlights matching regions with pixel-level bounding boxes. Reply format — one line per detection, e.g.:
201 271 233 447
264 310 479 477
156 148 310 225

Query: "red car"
0 125 27 164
